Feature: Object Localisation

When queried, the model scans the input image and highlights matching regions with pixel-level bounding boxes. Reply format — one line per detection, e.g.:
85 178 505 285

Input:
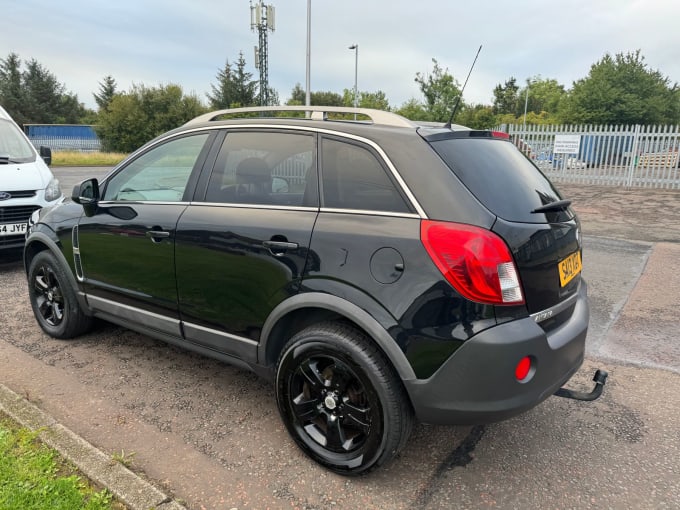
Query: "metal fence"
498 124 680 188
25 124 102 152
28 135 102 152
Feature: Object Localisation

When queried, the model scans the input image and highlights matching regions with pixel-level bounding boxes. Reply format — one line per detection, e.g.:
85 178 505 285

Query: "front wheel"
275 322 414 475
27 250 93 339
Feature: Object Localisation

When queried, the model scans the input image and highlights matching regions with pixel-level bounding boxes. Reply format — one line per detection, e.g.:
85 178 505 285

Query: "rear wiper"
531 199 572 214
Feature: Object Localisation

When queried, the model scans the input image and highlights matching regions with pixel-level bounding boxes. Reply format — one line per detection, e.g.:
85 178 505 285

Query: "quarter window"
103 133 210 202
320 138 410 213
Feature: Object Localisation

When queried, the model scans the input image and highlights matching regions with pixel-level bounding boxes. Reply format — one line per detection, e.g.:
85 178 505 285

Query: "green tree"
232 52 258 107
414 58 463 122
0 53 88 125
394 98 429 121
287 83 305 104
97 83 207 152
341 88 391 110
0 53 24 122
492 77 519 115
207 59 236 109
519 76 566 117
286 83 343 106
207 52 259 109
559 50 679 125
93 75 117 111
456 104 497 129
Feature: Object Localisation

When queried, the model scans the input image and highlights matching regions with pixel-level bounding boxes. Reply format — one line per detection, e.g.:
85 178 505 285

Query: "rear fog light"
515 356 533 382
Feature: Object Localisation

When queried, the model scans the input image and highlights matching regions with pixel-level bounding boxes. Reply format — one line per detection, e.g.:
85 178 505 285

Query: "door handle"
146 230 170 242
263 240 298 255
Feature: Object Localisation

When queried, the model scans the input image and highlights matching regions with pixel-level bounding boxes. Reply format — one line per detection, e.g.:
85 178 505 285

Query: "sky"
3 0 680 111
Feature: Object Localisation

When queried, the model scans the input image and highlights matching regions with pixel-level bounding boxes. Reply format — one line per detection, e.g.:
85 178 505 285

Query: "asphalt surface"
0 168 679 509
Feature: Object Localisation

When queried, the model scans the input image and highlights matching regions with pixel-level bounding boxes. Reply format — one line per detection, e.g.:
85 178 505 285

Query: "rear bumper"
405 281 588 425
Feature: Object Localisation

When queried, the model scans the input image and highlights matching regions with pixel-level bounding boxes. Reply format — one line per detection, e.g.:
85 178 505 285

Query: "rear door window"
205 131 316 207
429 137 572 223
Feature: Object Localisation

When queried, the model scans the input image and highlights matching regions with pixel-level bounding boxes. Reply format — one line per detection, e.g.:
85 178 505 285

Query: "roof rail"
185 105 417 129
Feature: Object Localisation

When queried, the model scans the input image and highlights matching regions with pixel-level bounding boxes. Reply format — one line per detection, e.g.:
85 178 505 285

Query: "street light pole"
305 0 311 109
349 44 358 119
522 81 529 132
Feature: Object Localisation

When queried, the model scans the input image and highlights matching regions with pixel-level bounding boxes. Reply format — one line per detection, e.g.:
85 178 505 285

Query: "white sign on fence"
553 134 581 154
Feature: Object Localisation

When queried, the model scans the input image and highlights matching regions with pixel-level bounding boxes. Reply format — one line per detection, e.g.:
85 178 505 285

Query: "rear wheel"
275 322 414 475
28 250 93 339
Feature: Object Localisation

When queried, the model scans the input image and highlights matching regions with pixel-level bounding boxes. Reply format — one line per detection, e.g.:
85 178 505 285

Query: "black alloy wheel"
276 322 414 475
33 261 64 327
27 251 93 339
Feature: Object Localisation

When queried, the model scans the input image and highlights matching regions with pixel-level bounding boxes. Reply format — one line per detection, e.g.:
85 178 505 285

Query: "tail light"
420 220 524 305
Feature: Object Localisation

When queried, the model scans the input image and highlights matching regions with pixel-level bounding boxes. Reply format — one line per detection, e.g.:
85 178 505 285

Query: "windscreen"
0 119 36 163
430 137 572 223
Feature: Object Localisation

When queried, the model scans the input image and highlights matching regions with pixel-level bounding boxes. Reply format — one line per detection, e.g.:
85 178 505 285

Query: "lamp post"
522 81 529 132
305 0 311 109
349 44 358 118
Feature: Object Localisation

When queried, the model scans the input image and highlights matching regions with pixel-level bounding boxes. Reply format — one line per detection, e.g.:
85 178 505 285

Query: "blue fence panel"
25 124 102 152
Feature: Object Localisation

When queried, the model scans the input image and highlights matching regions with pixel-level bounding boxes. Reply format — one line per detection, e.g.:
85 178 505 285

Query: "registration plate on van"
558 251 582 287
0 222 28 236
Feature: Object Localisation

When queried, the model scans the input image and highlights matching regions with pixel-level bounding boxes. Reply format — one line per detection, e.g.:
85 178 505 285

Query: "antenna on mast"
250 1 275 106
445 44 482 128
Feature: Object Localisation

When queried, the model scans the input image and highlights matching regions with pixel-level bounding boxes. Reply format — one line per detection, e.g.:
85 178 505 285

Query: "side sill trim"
183 322 258 363
87 295 181 337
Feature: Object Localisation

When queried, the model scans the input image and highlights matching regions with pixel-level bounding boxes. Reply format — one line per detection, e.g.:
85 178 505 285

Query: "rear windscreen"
429 137 572 223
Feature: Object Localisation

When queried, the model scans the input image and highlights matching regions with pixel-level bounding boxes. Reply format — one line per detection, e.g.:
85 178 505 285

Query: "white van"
0 105 63 251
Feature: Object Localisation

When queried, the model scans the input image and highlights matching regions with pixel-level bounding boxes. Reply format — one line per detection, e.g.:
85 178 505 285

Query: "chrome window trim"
144 123 429 219
190 202 318 212
95 199 421 218
319 207 421 219
97 200 191 206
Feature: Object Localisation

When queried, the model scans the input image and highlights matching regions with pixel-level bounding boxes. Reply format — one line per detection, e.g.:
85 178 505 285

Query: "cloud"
4 0 679 110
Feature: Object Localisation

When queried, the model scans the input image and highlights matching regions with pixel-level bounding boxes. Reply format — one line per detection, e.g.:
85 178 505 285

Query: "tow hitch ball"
554 369 608 401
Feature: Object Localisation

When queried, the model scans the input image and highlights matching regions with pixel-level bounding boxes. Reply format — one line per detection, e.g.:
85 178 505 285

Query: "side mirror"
72 178 100 216
39 146 52 166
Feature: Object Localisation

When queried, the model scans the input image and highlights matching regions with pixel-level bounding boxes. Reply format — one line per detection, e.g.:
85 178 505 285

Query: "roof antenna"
444 44 482 128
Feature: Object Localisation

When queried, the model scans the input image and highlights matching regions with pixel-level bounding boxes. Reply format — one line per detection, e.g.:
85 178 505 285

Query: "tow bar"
554 369 608 401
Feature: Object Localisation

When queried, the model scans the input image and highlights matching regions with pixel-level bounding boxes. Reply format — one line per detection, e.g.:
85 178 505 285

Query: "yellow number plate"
558 251 582 287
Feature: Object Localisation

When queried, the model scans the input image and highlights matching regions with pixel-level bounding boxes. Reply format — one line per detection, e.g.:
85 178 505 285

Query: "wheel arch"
259 292 416 382
24 231 92 316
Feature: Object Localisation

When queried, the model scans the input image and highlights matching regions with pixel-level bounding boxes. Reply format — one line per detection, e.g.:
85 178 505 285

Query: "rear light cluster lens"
420 220 525 306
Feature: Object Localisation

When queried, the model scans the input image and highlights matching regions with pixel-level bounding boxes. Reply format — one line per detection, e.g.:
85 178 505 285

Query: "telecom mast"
251 1 275 106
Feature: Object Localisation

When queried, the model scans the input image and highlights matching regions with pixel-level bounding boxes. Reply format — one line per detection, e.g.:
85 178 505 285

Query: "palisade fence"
25 124 102 152
497 124 680 189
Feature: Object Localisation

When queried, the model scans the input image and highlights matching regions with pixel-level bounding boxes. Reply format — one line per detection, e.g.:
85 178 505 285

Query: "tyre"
27 250 93 339
275 322 414 475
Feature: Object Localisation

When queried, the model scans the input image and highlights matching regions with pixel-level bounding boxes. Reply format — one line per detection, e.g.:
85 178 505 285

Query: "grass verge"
0 413 125 510
52 151 127 167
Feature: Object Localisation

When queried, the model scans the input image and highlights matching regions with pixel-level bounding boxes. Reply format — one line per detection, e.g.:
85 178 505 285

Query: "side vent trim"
72 226 84 281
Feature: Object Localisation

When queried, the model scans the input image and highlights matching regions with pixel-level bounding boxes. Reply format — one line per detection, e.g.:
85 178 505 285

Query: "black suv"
24 106 590 474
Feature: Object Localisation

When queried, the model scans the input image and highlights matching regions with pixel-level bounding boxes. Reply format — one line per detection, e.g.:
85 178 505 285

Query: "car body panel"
23 107 590 429
175 205 318 345
77 203 188 318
